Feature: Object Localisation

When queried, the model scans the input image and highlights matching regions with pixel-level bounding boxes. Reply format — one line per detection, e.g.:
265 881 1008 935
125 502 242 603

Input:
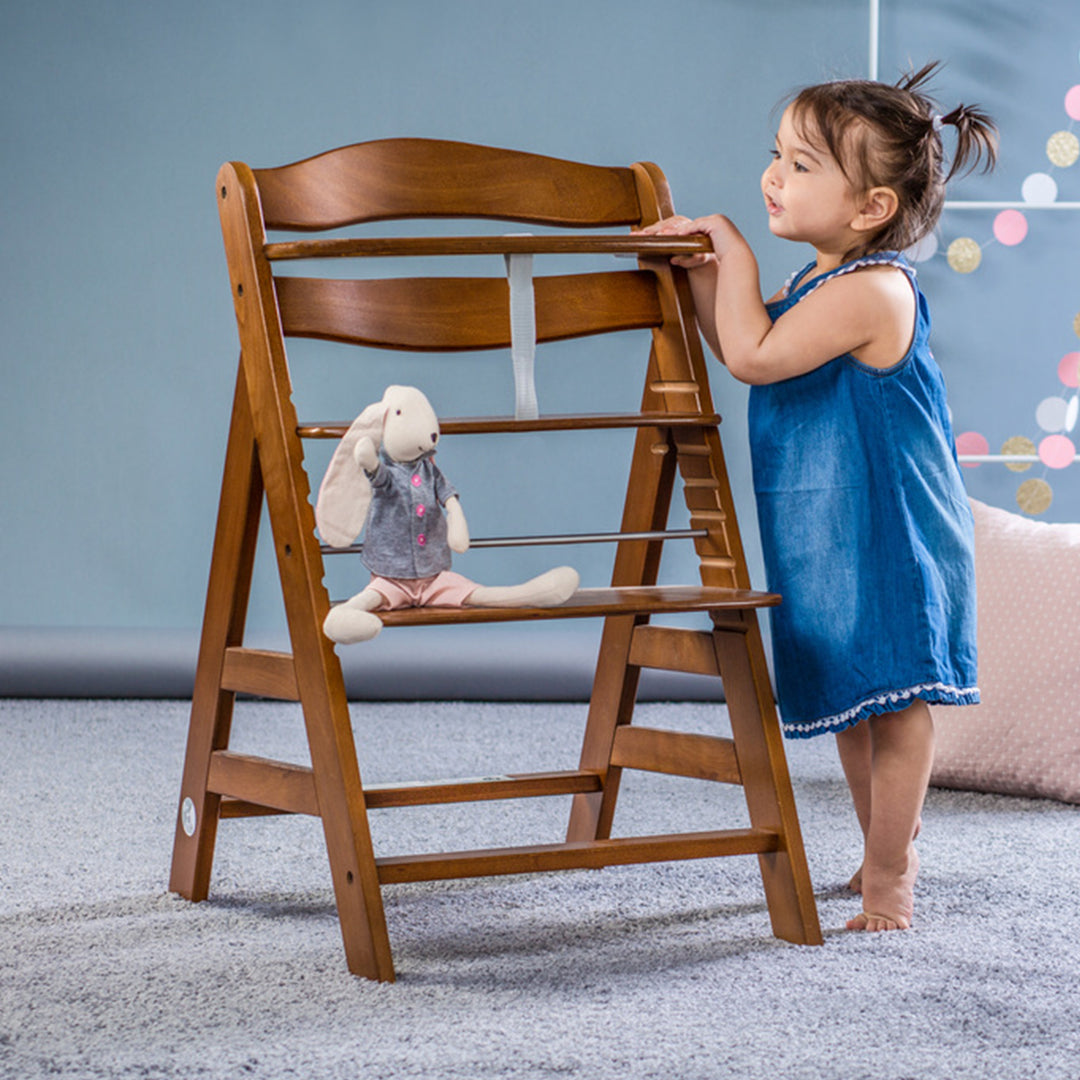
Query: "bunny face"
379 385 441 464
315 385 445 549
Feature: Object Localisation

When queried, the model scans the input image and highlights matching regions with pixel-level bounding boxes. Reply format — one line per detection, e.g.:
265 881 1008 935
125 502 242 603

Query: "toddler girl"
645 64 997 931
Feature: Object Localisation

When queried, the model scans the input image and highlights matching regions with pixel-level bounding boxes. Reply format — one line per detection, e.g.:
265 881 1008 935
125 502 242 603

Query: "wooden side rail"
628 625 722 676
610 726 742 785
221 647 300 701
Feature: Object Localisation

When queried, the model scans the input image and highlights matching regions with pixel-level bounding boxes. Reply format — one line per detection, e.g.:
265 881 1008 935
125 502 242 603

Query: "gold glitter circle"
1001 435 1036 472
947 237 982 274
1047 130 1080 168
1016 477 1053 515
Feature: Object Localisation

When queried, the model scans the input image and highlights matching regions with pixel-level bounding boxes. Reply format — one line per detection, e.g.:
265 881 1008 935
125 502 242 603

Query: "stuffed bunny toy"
316 385 579 644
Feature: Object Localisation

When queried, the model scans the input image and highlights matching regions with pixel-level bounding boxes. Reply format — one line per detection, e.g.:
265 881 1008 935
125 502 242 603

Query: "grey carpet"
2 698 1078 1080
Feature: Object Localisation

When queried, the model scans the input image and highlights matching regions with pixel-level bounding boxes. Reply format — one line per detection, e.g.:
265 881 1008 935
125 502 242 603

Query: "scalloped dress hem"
781 682 981 739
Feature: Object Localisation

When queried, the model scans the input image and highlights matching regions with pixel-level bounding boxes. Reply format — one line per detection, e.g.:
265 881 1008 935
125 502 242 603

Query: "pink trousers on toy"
366 570 478 609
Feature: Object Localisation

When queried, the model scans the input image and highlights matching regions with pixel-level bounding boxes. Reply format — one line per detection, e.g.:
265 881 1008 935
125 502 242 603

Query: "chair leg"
566 614 641 842
712 613 823 945
170 368 263 902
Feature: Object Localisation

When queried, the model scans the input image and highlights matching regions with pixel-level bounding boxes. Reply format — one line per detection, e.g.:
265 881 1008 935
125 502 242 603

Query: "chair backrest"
216 136 749 598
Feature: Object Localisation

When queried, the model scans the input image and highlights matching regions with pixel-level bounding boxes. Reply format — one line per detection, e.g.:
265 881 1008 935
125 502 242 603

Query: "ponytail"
897 62 998 181
936 102 998 181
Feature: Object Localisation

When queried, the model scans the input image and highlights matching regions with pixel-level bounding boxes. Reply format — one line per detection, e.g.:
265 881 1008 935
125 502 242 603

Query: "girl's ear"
852 186 899 234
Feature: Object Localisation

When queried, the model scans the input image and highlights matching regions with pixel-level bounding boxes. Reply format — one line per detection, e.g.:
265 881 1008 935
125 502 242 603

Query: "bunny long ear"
315 401 385 548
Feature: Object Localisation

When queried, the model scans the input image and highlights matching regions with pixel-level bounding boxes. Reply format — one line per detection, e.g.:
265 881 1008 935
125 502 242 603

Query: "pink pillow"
930 498 1080 804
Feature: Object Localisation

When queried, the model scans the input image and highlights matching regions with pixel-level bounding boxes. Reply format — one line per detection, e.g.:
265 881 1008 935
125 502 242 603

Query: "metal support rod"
321 528 707 556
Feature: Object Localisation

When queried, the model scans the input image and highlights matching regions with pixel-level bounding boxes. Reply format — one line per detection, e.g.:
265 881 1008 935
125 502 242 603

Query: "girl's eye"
768 149 781 161
793 160 809 173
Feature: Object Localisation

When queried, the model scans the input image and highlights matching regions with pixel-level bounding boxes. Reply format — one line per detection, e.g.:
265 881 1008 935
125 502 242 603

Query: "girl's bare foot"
847 817 921 894
847 846 919 931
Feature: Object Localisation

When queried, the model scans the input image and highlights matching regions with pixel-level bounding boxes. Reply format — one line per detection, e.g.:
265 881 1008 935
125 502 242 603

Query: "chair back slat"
274 271 662 350
253 138 643 231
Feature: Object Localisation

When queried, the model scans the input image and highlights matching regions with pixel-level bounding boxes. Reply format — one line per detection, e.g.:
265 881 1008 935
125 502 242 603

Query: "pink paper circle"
1060 352 1080 388
955 430 989 467
1038 434 1077 469
1066 84 1080 122
993 209 1028 246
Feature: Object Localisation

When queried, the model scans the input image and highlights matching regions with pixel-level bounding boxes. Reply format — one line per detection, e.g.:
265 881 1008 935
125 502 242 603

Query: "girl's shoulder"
773 252 919 373
787 251 913 302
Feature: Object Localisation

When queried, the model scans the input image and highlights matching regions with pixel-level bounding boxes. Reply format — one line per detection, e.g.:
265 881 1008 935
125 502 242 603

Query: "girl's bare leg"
846 700 935 931
835 722 873 891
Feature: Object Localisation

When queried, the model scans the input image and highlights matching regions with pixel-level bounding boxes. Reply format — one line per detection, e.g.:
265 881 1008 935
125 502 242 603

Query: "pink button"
411 475 422 487
417 534 426 546
416 505 426 517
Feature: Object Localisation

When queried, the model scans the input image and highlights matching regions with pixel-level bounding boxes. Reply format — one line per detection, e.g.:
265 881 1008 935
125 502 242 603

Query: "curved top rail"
250 138 645 231
264 234 713 261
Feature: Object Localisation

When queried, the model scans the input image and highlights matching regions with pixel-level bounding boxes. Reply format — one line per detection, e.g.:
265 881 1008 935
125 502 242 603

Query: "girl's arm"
656 215 914 385
637 216 723 359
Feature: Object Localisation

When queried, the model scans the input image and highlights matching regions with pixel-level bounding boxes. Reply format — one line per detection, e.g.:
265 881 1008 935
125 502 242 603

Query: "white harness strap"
504 245 539 420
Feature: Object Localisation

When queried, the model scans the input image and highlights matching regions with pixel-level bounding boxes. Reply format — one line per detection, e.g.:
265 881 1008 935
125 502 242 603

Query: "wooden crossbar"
375 828 780 884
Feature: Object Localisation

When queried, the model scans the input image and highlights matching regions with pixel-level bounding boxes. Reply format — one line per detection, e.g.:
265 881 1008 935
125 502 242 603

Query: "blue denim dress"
749 252 979 738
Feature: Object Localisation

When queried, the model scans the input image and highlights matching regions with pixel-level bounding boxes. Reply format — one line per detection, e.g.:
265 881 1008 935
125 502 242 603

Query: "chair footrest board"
373 585 779 627
375 828 780 883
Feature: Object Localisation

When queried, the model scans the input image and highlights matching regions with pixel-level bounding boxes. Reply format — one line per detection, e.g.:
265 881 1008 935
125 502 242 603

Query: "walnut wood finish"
170 138 821 983
273 270 663 351
265 234 711 260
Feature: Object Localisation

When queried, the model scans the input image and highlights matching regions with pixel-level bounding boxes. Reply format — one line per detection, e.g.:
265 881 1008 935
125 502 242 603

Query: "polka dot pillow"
930 498 1080 804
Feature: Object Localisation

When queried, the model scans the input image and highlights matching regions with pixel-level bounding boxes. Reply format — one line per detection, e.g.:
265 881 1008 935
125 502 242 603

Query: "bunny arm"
444 495 469 554
352 435 379 473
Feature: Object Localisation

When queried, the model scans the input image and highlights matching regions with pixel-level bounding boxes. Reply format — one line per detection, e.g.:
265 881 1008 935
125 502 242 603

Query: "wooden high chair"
169 138 822 981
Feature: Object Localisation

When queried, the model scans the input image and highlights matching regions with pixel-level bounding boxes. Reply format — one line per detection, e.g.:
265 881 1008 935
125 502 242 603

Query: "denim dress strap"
783 251 914 303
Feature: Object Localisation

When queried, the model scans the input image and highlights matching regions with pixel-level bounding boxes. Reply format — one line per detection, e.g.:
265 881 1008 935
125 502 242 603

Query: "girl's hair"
786 62 998 254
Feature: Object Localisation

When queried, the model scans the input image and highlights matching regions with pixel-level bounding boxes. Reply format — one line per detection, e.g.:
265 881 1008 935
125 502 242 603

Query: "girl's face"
761 105 864 258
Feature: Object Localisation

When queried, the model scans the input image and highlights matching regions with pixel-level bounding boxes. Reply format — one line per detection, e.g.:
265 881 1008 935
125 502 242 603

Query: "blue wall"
2 0 1078 696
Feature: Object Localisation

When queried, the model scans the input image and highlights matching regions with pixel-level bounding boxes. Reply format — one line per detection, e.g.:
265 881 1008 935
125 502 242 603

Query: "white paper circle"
1021 172 1058 204
1036 395 1069 432
1066 394 1079 433
905 232 939 263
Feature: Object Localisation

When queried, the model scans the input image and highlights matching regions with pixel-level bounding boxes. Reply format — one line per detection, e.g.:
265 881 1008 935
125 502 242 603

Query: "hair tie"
931 112 945 132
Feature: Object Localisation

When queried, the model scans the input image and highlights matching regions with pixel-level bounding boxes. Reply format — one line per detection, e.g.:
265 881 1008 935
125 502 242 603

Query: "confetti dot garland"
1016 477 1054 514
1060 351 1080 387
1047 130 1079 167
995 209 1028 244
908 71 1080 274
946 235 982 272
917 50 1080 515
1001 435 1036 471
959 313 1080 512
